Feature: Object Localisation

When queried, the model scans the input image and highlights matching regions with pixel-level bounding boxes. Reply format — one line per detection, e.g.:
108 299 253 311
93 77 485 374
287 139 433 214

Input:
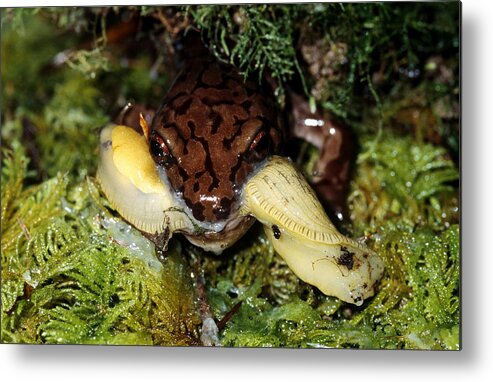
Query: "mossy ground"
1 4 459 348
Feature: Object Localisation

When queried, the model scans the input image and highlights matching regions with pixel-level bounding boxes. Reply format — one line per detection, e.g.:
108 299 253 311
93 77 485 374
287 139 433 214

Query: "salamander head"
149 55 282 223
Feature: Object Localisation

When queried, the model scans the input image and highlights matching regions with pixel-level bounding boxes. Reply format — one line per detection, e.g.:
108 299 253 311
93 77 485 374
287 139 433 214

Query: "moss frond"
187 4 304 97
206 224 459 349
349 134 459 233
1 148 200 345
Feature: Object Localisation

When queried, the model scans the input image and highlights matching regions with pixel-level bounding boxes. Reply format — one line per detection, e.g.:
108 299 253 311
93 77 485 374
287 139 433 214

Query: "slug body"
97 48 384 305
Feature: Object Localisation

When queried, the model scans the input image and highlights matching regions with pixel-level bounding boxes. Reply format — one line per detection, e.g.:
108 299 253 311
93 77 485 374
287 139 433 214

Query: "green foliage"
2 73 109 183
2 10 110 182
205 133 459 349
1 146 67 264
366 223 460 349
186 3 459 118
38 74 109 180
187 4 304 97
306 2 459 120
1 9 70 117
1 148 201 345
43 8 111 78
65 47 111 78
207 224 459 349
349 134 459 233
205 228 303 305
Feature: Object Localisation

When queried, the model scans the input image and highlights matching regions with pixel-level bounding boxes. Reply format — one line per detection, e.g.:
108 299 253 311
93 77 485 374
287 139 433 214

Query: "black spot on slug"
338 246 354 270
272 225 281 239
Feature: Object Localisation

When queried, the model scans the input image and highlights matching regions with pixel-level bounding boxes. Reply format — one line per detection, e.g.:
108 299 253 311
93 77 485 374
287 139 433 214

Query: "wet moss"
348 134 459 234
1 149 201 345
187 4 305 98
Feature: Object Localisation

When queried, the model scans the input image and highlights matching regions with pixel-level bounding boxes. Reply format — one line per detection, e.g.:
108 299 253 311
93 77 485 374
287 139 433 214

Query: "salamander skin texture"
150 53 282 222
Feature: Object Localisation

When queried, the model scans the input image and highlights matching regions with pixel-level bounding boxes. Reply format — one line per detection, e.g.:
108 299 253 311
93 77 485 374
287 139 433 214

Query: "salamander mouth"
97 124 384 304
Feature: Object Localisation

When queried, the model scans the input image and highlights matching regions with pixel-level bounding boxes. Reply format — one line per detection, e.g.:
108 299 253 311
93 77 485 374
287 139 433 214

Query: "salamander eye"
150 132 173 166
246 130 270 161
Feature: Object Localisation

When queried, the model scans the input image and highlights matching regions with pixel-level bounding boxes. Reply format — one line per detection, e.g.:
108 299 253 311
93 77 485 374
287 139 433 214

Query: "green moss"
2 9 70 119
206 224 459 349
1 148 200 345
364 223 460 349
205 133 459 349
348 134 459 234
187 4 305 98
37 75 109 181
307 2 459 121
203 227 304 305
